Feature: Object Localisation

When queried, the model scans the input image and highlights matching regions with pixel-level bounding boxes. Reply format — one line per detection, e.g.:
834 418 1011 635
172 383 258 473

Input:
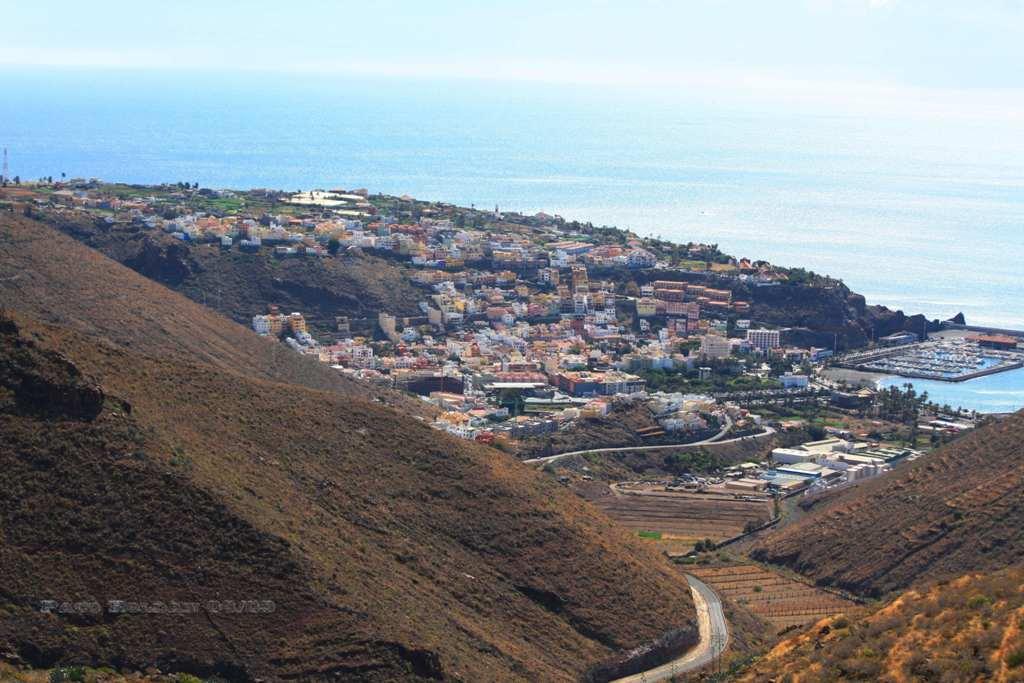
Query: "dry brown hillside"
751 411 1024 598
737 567 1024 682
0 213 698 681
46 208 426 333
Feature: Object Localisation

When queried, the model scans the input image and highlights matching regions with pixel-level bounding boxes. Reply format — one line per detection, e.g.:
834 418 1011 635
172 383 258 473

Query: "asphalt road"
611 574 729 683
522 417 778 466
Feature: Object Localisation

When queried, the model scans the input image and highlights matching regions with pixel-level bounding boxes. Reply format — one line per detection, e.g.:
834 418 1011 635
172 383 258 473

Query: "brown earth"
750 411 1024 598
736 567 1024 682
42 208 425 334
594 492 772 550
514 403 671 459
687 564 855 633
0 213 698 681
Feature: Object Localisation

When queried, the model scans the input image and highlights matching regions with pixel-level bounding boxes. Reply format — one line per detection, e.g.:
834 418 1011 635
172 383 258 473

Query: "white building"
252 315 271 336
780 373 810 389
627 249 657 268
771 447 817 465
746 328 781 352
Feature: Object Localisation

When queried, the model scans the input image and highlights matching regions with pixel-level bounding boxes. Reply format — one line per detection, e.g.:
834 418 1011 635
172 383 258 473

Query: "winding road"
611 574 729 683
522 418 777 466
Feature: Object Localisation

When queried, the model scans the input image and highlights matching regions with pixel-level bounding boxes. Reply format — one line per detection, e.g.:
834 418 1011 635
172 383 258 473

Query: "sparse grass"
0 214 703 682
753 409 1024 598
734 567 1024 682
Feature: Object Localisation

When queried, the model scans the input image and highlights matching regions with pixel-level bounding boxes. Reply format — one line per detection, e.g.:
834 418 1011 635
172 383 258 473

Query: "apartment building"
746 328 781 352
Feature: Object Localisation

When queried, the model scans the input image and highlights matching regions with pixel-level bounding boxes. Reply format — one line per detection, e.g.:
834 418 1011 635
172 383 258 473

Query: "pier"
837 337 1024 383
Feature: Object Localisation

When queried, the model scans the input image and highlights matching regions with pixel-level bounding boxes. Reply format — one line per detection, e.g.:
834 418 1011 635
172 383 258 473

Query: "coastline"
821 365 1024 415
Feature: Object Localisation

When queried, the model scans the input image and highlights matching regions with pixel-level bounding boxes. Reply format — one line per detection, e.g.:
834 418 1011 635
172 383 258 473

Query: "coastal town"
4 179 1016 501
4 173 1024 681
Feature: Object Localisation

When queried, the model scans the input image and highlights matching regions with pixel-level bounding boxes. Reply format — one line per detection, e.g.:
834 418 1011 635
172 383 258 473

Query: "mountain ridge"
751 410 1024 598
0 212 699 681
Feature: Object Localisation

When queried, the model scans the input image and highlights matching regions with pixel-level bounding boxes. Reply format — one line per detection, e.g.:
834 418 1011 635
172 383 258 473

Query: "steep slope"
0 214 698 681
0 211 416 406
737 567 1024 682
751 412 1024 597
47 209 424 332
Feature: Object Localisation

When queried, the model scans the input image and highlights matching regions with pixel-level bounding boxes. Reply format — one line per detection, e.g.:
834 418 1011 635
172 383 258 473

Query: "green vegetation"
663 449 722 473
49 668 85 683
967 594 992 609
637 363 781 395
637 530 662 540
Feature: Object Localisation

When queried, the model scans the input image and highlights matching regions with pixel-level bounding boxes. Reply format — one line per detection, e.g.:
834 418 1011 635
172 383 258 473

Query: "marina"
840 337 1024 383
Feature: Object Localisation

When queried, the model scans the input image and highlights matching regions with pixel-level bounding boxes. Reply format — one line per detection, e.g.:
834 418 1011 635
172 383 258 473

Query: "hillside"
46 209 424 333
736 567 1024 682
0 213 699 681
751 411 1024 597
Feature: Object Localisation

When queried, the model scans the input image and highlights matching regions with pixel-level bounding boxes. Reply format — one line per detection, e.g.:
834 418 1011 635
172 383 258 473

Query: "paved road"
611 574 729 683
522 418 777 466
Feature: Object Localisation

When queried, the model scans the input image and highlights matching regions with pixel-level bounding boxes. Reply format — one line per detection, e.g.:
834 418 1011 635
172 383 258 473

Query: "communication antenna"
2 148 8 183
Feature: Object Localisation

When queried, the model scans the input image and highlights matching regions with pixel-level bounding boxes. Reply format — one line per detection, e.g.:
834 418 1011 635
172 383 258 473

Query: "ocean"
3 68 1022 412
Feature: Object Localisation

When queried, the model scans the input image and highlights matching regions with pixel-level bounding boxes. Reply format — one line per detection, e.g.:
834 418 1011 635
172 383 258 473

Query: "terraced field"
690 564 855 631
594 490 772 553
751 411 1024 598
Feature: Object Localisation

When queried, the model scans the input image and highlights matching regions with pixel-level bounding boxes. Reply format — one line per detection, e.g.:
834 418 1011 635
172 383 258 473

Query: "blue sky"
3 1 1024 117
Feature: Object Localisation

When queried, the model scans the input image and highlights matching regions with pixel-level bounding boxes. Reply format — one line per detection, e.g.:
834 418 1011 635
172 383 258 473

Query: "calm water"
3 68 1022 411
878 370 1024 415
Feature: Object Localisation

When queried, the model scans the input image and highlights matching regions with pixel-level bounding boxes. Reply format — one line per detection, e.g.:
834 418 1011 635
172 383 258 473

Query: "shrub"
967 594 991 609
1006 649 1024 668
49 668 86 683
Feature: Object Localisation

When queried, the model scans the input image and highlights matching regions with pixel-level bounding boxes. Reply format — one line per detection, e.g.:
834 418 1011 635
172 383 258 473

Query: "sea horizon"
3 67 1023 333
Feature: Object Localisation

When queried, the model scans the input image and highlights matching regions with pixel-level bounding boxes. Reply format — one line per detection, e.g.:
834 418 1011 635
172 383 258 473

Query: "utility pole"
1 148 8 184
710 632 726 675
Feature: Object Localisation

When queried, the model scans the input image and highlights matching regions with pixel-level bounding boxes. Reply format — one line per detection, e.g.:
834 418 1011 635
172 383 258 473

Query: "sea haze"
3 69 1022 328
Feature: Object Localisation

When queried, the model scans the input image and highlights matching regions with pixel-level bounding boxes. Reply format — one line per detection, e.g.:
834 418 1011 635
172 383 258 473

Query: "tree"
327 237 341 255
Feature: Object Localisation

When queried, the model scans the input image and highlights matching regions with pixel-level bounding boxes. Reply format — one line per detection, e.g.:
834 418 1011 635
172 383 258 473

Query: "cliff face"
631 269 941 351
749 282 943 350
45 212 424 334
749 283 866 348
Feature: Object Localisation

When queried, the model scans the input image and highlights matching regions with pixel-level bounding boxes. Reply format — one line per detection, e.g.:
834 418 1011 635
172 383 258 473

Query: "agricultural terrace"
594 488 772 555
689 564 855 632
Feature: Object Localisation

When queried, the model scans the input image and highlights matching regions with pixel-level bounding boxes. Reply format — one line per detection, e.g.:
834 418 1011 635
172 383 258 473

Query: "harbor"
839 336 1024 383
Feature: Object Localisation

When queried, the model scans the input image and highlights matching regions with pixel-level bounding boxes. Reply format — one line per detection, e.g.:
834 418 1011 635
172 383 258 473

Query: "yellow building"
571 264 589 292
288 312 308 334
636 297 658 317
267 315 286 336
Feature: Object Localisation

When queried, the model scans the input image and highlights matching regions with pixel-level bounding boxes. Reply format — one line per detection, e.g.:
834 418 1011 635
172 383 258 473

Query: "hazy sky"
4 1 1024 117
